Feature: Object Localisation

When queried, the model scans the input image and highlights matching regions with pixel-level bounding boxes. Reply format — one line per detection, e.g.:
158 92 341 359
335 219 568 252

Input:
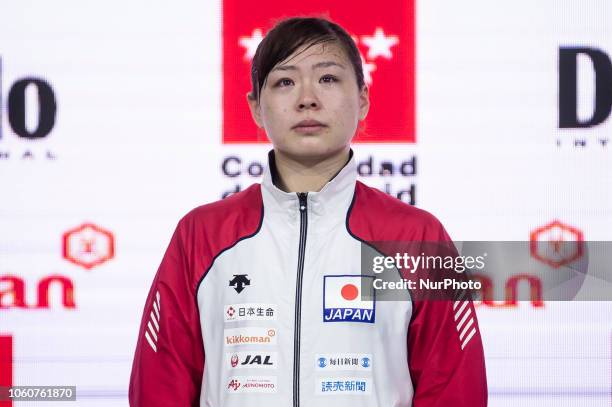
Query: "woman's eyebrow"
271 61 346 72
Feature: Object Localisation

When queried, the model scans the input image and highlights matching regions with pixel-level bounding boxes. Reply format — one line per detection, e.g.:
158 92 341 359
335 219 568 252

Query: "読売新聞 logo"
316 378 372 396
323 275 375 323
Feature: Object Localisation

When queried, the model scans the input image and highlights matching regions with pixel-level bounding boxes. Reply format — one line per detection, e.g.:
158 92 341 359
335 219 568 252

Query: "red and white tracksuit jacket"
129 150 488 406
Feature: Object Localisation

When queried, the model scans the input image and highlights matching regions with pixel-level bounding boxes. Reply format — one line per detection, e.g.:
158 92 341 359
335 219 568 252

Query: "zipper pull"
297 192 308 211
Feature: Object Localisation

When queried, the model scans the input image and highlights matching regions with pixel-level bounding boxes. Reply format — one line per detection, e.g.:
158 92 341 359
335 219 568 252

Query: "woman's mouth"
292 120 327 134
293 125 326 134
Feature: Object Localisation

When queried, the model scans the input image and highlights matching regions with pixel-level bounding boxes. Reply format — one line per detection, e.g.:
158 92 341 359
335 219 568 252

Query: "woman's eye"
320 75 338 83
276 78 294 87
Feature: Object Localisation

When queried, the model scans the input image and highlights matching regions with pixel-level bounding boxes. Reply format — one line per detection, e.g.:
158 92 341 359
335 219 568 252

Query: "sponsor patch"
224 327 277 347
226 351 277 369
224 303 277 322
323 275 375 323
316 354 372 371
316 377 372 395
227 376 277 394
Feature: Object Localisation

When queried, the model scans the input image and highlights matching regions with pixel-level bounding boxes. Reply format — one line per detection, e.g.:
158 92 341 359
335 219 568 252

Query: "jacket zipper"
293 192 308 407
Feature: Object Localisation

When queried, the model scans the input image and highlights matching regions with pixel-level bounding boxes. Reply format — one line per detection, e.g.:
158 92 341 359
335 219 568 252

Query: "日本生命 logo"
224 303 277 322
323 275 375 323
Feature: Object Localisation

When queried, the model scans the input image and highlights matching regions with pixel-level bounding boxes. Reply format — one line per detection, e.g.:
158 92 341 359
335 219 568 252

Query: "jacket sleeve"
407 224 488 406
129 220 205 406
408 294 487 406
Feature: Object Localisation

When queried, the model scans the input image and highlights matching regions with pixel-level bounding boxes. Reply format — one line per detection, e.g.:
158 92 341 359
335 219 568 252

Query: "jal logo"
227 306 236 318
62 223 115 270
530 220 584 268
240 354 273 367
323 275 375 323
227 351 277 370
222 0 415 143
229 274 250 293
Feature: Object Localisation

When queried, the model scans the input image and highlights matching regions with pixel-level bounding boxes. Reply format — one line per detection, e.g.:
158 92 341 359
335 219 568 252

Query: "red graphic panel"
0 336 12 407
223 0 415 143
530 220 584 268
62 223 115 270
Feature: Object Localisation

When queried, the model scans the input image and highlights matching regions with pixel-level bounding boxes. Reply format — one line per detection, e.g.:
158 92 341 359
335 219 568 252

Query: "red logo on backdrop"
62 223 115 270
0 275 75 309
530 220 584 268
0 336 12 407
222 0 415 143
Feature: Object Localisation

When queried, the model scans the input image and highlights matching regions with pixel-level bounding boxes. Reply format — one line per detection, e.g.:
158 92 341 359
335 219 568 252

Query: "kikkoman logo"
224 328 277 346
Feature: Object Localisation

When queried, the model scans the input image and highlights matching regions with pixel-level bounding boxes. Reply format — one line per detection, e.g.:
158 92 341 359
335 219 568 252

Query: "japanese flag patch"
323 275 375 323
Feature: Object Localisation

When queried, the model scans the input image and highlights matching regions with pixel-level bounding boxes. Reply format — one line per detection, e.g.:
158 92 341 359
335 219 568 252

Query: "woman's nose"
297 84 320 110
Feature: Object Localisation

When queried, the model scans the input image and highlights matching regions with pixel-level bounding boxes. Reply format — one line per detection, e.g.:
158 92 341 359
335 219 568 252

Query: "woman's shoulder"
349 181 449 241
177 183 263 236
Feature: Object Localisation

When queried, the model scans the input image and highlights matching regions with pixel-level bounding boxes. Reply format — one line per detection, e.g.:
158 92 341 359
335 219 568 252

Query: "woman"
129 17 487 406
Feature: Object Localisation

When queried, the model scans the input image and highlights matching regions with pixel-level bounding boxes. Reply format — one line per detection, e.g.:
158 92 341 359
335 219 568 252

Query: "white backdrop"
1 0 611 406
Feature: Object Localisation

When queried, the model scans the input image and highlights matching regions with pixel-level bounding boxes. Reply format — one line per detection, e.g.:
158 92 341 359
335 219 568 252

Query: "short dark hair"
249 17 365 102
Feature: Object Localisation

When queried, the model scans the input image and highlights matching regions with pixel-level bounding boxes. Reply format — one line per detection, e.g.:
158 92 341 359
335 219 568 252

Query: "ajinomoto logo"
222 0 415 143
226 376 277 394
62 223 115 270
530 220 584 268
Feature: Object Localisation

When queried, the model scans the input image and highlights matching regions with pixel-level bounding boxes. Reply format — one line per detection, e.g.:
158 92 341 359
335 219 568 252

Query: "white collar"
260 149 357 221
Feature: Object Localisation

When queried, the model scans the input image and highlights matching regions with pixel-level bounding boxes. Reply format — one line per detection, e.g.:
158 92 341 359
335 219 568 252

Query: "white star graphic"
361 54 376 86
239 28 264 60
361 28 399 60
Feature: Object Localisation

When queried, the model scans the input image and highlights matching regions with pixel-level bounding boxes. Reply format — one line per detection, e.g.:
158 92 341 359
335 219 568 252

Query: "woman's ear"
246 92 263 128
358 85 370 121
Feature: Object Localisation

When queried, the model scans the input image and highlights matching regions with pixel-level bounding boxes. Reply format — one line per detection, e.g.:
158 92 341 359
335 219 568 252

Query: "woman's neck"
273 147 351 193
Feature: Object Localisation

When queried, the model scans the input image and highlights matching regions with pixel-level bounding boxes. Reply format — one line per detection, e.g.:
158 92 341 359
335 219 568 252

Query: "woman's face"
247 41 369 161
